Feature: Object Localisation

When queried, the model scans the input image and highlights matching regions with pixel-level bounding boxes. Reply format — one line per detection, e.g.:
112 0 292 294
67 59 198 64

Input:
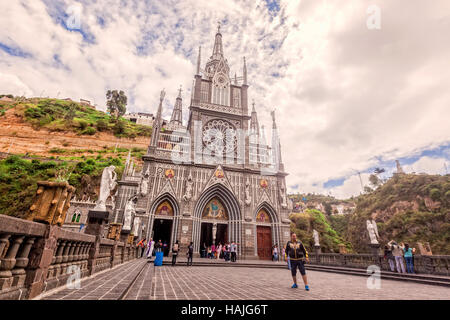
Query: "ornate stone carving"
366 220 379 244
183 171 194 202
313 229 320 246
244 177 251 206
27 181 75 226
94 165 117 211
279 181 287 209
139 167 150 196
123 196 138 231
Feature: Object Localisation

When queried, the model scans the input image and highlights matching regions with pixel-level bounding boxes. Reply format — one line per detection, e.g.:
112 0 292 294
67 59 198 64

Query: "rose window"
202 120 237 155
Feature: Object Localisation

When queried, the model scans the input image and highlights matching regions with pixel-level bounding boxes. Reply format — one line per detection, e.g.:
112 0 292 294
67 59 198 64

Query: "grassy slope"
2 97 152 138
290 209 351 253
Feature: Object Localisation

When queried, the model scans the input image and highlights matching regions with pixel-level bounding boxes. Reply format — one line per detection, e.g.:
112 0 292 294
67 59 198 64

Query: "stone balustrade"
309 252 450 276
0 214 138 300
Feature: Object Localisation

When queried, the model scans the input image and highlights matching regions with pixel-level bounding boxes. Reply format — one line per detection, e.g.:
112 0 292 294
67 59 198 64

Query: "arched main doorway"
146 194 180 257
200 197 229 247
192 184 242 255
254 202 281 260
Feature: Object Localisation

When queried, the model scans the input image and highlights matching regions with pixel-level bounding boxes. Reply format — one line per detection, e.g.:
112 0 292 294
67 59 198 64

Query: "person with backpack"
187 242 194 266
137 238 146 258
388 240 406 273
171 240 179 266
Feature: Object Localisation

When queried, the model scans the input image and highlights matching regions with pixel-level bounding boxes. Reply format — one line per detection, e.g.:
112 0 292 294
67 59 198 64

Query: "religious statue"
313 229 320 247
182 171 193 201
244 177 251 206
132 216 141 236
123 196 137 231
110 189 118 212
366 220 379 244
212 222 217 243
94 165 117 211
139 167 150 196
279 182 287 209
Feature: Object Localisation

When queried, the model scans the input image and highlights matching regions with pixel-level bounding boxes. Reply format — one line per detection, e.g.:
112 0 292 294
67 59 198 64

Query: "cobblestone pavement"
39 259 147 300
148 265 450 300
40 260 450 300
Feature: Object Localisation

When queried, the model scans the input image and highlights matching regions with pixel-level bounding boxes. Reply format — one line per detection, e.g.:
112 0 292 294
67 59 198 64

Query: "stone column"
12 237 35 287
25 225 59 299
0 235 24 291
369 243 381 266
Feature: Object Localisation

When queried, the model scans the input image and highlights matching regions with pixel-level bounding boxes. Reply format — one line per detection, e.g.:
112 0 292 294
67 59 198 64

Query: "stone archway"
253 202 281 259
146 193 180 254
192 184 242 254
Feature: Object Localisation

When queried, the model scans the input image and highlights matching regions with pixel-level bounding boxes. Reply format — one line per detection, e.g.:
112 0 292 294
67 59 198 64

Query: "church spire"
196 46 201 75
170 86 183 126
243 57 248 85
250 100 260 140
271 110 284 170
149 89 165 150
212 21 224 59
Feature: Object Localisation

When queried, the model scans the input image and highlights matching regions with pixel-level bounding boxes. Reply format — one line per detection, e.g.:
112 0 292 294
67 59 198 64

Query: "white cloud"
0 0 449 198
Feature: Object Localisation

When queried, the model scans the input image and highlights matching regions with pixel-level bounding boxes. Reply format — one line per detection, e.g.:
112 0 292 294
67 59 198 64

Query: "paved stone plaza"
39 260 450 300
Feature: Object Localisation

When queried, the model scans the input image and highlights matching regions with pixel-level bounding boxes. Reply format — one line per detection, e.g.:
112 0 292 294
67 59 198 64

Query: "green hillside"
290 209 351 253
0 155 124 218
2 97 151 138
346 173 450 254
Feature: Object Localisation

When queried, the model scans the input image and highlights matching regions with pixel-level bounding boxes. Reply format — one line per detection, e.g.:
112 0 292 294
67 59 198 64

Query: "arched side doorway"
146 193 180 256
254 202 281 260
193 184 242 255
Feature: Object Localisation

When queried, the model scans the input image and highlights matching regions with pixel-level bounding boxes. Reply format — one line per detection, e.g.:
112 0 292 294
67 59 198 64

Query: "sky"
1 0 449 199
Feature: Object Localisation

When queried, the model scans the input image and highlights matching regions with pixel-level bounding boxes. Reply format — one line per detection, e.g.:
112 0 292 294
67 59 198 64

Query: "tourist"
207 246 212 259
388 240 406 273
281 246 286 261
146 238 155 260
285 233 310 290
137 238 146 258
211 243 216 259
216 243 222 260
187 242 194 266
384 245 395 272
155 239 162 252
201 243 206 258
171 240 179 266
230 241 237 262
402 243 416 274
225 243 231 262
163 241 168 256
273 245 279 262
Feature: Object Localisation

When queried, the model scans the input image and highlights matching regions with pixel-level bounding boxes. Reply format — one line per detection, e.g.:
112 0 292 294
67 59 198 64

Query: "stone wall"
308 252 450 276
0 214 138 300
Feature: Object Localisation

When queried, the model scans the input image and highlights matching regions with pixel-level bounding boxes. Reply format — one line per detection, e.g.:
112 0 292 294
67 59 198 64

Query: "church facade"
112 26 291 259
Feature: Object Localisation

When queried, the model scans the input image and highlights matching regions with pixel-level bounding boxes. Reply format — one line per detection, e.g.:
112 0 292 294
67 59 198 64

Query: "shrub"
96 119 108 131
430 188 441 202
76 119 89 130
82 127 97 135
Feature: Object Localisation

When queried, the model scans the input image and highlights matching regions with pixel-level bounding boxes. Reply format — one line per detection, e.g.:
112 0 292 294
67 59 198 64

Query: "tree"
106 90 127 119
369 174 381 188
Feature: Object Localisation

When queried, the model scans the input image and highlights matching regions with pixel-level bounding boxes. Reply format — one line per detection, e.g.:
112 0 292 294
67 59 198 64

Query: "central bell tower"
188 23 250 165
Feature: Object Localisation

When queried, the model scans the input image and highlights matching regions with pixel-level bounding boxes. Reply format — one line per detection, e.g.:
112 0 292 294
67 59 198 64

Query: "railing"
309 252 450 276
0 215 139 300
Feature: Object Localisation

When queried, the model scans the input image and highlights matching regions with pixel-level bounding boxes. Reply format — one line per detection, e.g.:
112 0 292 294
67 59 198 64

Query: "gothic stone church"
113 27 291 259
